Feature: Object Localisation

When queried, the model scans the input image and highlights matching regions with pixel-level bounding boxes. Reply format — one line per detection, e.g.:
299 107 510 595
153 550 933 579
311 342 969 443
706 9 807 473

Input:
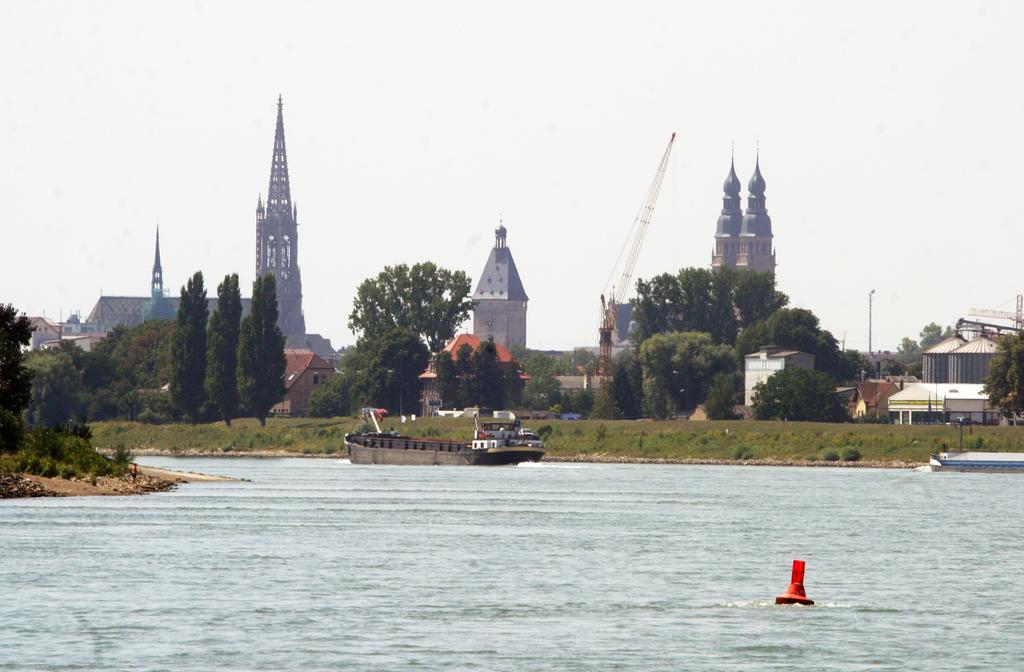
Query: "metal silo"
922 335 966 383
949 335 999 384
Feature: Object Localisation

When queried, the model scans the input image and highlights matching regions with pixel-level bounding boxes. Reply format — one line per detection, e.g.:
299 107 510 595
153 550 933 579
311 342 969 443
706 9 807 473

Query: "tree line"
511 268 869 422
17 273 287 428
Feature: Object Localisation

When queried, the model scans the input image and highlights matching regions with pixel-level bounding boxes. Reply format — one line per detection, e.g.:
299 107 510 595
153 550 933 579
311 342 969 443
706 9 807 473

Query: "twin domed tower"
711 153 775 273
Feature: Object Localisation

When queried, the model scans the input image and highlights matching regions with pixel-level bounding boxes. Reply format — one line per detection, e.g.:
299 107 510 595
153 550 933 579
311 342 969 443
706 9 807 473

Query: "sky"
3 1 1023 353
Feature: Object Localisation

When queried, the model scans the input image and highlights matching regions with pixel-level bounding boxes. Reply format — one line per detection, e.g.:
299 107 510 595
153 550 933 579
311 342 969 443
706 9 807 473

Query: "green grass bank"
89 417 1024 465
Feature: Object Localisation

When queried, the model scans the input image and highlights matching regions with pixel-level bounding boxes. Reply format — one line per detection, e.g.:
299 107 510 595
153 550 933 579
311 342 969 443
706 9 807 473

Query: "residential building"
853 380 899 419
271 349 336 417
743 345 815 405
27 316 61 350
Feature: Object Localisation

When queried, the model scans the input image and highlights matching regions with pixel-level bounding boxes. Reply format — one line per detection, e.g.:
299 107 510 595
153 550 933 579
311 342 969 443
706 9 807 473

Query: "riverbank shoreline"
122 447 922 468
91 417 1018 466
0 465 240 499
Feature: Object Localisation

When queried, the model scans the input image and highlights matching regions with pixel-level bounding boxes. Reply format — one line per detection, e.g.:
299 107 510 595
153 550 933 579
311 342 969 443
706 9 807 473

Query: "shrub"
138 409 165 425
535 425 553 440
112 444 133 467
733 446 754 460
594 424 607 444
841 448 862 462
823 450 841 462
18 428 127 478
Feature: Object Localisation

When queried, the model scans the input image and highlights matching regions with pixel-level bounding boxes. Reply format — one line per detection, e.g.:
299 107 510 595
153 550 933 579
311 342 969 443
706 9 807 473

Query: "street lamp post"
868 289 876 355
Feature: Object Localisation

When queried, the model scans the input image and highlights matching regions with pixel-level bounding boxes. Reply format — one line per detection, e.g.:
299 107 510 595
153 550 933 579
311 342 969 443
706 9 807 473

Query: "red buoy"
775 559 814 605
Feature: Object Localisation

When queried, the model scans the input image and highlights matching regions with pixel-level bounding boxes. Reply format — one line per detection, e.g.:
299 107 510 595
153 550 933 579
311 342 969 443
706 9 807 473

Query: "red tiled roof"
856 381 898 408
442 333 515 363
283 348 333 389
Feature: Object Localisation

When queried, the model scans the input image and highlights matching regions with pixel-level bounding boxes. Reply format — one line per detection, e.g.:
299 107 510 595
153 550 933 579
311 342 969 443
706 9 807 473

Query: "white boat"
929 451 1024 473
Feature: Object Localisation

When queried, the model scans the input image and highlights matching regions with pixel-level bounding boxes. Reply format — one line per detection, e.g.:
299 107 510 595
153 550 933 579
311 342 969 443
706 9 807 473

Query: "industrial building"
888 383 996 425
922 333 999 385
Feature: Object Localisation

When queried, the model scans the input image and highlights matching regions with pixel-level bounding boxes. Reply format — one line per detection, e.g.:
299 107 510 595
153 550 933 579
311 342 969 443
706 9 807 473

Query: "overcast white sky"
3 1 1022 352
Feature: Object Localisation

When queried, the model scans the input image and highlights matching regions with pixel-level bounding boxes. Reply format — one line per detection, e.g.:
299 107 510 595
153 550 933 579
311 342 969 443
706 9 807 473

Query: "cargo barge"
929 451 1024 473
345 409 544 466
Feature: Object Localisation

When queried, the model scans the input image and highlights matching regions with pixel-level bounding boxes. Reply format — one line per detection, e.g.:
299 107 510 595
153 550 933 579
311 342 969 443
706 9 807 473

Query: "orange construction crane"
598 132 676 378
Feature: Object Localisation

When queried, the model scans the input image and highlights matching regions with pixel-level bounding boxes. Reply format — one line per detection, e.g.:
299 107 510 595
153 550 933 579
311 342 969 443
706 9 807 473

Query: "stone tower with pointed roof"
711 153 776 273
472 224 528 349
255 96 306 336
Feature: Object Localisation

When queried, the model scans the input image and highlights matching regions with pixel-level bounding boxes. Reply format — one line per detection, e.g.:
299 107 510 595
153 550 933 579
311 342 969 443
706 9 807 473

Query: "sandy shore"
0 465 241 499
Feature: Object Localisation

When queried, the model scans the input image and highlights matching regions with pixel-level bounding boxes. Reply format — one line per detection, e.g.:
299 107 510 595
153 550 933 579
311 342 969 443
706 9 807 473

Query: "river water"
2 458 1023 670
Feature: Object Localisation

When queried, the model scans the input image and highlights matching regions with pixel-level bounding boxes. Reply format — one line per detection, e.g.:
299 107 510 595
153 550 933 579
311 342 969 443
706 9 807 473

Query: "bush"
138 409 166 425
733 446 754 460
841 448 862 462
823 450 841 462
535 425 553 440
112 443 133 467
17 427 127 478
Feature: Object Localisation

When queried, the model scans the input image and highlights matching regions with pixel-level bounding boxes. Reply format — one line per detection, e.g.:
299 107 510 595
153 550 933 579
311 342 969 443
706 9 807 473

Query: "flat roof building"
887 383 996 425
743 345 815 406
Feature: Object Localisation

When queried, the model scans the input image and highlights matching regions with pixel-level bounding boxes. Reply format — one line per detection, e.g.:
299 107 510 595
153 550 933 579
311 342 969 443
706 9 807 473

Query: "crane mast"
598 132 676 378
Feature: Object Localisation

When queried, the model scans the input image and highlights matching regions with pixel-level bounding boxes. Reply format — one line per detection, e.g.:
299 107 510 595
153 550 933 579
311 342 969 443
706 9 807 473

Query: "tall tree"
368 327 430 414
25 346 86 427
205 274 242 426
752 367 849 422
238 274 287 427
984 331 1024 418
632 267 788 346
472 339 507 410
639 331 738 419
0 305 34 452
732 271 788 327
610 350 643 419
170 271 208 423
919 322 954 350
348 262 473 351
703 372 740 420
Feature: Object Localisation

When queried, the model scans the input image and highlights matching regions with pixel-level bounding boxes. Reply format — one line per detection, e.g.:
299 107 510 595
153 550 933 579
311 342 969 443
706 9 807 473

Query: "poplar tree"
238 274 286 427
205 274 242 426
170 271 208 423
1 304 34 452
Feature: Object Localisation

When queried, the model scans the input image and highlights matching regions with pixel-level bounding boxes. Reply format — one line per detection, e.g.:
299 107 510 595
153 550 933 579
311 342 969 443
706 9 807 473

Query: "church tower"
710 151 775 273
472 223 528 349
143 227 175 321
256 96 306 336
711 155 743 269
736 154 776 272
151 226 164 297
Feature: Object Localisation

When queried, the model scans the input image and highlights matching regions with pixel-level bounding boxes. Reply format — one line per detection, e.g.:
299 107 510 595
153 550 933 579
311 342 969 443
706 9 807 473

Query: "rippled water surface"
3 458 1024 670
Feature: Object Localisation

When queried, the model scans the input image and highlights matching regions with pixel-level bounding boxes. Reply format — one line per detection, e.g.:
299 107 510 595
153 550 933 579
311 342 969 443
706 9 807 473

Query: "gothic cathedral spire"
255 95 306 336
152 226 163 296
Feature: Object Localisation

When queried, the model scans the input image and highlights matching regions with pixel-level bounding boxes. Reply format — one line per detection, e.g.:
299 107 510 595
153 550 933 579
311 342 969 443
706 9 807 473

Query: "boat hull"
345 434 543 466
929 452 1024 473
